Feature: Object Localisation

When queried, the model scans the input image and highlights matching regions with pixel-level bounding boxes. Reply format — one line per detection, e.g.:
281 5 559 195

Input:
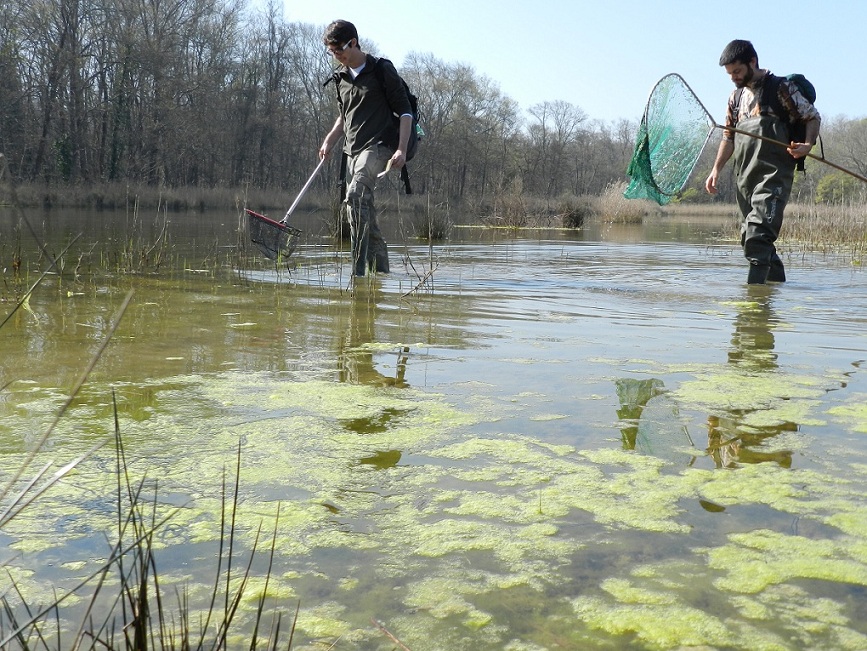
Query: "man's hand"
389 149 406 170
787 141 813 159
705 171 719 195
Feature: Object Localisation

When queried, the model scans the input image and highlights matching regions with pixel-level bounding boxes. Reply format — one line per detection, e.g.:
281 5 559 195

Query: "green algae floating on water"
572 556 867 651
572 594 736 650
704 528 867 594
671 365 828 415
828 395 867 433
3 356 867 648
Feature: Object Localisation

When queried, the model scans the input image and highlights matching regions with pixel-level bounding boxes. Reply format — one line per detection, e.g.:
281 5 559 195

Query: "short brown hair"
719 39 758 67
323 20 358 48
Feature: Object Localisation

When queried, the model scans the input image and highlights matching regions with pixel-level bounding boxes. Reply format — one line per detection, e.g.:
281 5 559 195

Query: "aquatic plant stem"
372 618 413 650
0 234 82 332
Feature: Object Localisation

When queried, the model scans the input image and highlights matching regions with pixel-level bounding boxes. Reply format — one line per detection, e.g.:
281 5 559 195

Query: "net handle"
722 125 867 184
284 157 326 222
670 73 867 185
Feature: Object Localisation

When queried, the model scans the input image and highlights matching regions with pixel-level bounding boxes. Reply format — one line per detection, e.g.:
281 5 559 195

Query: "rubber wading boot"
353 244 368 276
768 256 786 283
372 251 390 273
747 263 770 285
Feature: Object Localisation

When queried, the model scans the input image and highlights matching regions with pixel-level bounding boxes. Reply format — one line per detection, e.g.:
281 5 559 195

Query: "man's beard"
736 67 755 89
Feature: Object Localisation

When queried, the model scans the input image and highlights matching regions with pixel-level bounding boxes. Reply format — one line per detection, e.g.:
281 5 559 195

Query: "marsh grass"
474 186 595 230
780 201 867 259
483 184 530 229
679 199 867 261
557 195 594 229
0 232 25 302
595 181 658 224
5 179 304 214
397 195 452 242
111 200 171 273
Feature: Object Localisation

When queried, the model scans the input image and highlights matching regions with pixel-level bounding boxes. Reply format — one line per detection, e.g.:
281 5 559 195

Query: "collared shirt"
722 70 821 142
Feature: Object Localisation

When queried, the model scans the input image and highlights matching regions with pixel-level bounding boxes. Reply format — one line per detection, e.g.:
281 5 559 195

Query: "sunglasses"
326 40 352 56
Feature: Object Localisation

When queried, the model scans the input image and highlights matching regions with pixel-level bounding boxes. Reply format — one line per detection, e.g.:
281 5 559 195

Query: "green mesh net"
624 73 716 205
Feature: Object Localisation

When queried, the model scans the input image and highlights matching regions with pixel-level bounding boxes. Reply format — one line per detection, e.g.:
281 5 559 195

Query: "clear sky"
274 0 865 126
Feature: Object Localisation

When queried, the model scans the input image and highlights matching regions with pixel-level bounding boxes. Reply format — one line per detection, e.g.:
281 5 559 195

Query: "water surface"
1 208 866 650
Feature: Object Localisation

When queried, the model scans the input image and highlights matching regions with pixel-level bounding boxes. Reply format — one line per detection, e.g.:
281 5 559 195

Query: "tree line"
1 0 865 207
0 0 636 204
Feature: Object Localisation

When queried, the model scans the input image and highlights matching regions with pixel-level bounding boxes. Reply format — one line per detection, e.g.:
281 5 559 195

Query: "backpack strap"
400 166 412 194
733 87 745 120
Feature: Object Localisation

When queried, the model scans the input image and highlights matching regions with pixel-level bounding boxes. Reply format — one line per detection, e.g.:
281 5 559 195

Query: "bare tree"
524 100 587 196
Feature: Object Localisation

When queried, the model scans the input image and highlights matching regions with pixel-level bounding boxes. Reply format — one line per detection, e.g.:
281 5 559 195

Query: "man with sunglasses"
319 19 413 277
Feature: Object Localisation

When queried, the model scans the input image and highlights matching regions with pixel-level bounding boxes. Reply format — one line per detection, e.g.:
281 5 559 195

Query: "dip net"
246 209 301 261
624 73 716 205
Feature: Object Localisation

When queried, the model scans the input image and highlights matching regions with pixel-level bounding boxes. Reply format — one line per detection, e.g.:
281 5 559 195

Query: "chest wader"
345 145 391 277
732 115 795 284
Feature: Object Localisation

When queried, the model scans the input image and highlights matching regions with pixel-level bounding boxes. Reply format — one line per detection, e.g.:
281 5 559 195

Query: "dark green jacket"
334 54 412 156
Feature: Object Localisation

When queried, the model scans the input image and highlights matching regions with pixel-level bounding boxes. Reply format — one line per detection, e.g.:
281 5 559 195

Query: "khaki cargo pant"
345 144 391 276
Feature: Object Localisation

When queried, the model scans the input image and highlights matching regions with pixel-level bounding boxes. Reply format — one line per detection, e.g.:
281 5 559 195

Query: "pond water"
1 207 866 650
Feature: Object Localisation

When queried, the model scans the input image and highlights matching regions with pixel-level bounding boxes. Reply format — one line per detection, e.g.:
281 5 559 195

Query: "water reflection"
336 292 409 388
357 449 402 469
334 292 409 470
706 285 795 469
726 285 779 371
615 378 696 467
616 286 797 470
615 378 665 451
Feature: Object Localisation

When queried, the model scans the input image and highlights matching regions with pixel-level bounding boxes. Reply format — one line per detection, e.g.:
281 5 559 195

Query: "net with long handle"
246 209 301 261
624 73 716 205
625 73 867 205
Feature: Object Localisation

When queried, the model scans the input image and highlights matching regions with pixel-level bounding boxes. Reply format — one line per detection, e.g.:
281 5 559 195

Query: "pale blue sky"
271 0 865 125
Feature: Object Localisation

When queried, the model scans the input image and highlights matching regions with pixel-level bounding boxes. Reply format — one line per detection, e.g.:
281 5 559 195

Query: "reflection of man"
707 415 794 468
726 287 778 371
337 295 408 387
707 286 794 468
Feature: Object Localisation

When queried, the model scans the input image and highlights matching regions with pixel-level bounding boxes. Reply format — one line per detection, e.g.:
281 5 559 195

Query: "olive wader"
732 115 795 284
345 144 391 277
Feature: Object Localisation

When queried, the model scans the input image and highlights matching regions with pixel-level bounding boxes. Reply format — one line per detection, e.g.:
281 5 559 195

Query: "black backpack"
373 57 421 162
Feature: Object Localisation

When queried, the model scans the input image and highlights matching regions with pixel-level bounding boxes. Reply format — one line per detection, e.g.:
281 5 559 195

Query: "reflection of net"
246 209 301 261
624 74 715 205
